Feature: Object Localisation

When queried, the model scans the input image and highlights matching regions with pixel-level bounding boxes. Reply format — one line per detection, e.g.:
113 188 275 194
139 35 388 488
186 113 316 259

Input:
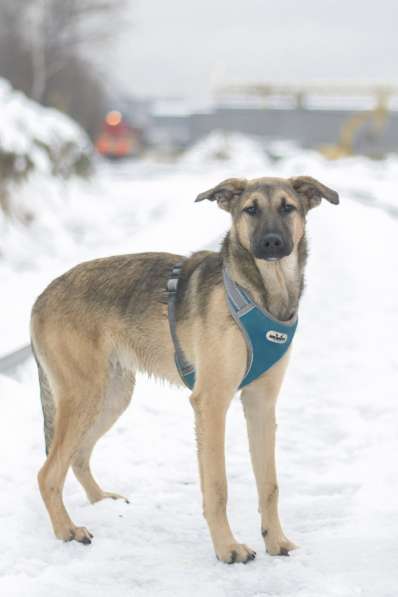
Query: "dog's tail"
32 345 56 456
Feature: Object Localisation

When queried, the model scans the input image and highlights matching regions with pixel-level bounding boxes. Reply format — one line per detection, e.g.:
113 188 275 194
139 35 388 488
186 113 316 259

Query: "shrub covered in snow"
0 78 92 213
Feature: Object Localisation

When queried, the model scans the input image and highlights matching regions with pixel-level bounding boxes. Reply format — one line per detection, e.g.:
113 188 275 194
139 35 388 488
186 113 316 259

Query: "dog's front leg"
190 390 256 564
241 352 297 556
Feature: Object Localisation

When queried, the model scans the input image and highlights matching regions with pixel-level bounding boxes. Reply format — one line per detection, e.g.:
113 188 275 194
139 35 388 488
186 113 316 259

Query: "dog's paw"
90 490 130 504
216 543 256 564
56 525 94 545
263 532 297 556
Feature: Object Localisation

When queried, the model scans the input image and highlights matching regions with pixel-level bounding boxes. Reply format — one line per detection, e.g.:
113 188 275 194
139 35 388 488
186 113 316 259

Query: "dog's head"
195 176 339 261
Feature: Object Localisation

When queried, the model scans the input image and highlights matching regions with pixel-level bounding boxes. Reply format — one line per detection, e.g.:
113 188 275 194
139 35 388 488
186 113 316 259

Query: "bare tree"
0 1 33 95
0 0 129 137
28 0 127 102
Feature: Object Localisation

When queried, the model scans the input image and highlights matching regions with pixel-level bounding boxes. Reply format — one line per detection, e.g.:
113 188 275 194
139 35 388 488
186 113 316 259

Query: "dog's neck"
221 230 307 321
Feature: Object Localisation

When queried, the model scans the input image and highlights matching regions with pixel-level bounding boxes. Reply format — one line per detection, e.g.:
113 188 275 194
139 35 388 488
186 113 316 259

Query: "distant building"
124 90 398 157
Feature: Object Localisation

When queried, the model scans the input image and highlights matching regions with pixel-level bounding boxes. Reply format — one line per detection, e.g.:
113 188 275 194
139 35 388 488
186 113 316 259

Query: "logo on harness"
266 330 288 344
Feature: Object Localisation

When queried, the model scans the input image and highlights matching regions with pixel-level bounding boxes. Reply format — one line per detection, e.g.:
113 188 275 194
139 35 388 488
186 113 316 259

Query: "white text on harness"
266 330 288 344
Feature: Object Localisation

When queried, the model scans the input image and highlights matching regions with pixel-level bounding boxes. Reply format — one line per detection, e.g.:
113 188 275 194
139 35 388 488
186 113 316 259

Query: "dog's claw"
62 526 93 545
243 551 256 564
91 491 129 504
217 543 256 564
228 550 237 564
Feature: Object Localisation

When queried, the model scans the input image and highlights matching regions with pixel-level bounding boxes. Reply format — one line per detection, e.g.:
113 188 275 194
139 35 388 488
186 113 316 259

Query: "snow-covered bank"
0 140 397 595
0 78 91 177
0 77 91 221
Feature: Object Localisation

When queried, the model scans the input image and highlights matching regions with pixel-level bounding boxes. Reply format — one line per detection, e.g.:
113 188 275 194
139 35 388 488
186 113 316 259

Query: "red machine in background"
95 111 142 159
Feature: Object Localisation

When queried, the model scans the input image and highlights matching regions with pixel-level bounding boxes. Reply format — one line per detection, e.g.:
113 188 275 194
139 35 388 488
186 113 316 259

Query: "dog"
31 175 339 563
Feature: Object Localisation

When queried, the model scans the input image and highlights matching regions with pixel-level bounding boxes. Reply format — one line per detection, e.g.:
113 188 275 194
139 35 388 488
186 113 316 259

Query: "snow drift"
180 129 270 172
0 78 92 214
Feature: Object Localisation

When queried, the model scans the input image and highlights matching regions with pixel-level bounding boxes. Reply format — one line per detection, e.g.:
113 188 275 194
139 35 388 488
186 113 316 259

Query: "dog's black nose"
264 233 283 250
262 232 285 257
252 232 291 261
261 233 286 260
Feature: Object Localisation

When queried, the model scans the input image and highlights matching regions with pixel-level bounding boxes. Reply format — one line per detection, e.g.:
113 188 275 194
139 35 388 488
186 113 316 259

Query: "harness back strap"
167 263 298 391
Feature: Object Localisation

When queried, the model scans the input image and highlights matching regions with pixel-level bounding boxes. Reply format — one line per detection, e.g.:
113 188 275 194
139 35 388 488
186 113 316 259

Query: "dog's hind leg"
36 339 109 544
241 350 297 556
72 365 134 504
38 387 103 544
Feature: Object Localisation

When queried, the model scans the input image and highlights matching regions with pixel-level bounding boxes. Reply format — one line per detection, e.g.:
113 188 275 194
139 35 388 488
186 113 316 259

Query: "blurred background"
1 2 397 596
2 0 398 163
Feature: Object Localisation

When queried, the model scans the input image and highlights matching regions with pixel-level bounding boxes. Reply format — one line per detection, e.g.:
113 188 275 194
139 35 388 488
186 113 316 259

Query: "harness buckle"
167 277 179 293
167 263 183 294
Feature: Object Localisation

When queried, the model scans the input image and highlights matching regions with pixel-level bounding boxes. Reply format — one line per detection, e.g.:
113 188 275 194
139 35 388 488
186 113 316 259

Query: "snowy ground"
0 139 397 596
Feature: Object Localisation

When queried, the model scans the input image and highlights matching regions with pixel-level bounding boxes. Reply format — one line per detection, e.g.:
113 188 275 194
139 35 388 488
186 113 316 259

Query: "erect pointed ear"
289 176 339 210
195 178 247 212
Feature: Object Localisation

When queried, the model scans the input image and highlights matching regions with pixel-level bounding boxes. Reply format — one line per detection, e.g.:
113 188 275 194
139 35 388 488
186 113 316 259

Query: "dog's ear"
195 178 247 212
289 176 339 210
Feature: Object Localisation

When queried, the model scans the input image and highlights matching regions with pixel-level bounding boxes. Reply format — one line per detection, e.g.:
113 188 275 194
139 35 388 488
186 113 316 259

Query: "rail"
0 344 32 376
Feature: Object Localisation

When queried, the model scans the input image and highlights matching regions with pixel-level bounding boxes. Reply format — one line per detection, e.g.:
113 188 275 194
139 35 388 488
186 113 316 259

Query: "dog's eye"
280 202 296 214
243 205 258 216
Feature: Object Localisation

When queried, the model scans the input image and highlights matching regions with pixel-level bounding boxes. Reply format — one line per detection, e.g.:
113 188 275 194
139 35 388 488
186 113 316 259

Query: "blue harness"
167 263 298 390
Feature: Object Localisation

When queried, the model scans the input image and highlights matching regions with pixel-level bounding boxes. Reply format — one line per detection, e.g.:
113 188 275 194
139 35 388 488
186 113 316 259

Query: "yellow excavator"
219 84 393 159
319 95 389 159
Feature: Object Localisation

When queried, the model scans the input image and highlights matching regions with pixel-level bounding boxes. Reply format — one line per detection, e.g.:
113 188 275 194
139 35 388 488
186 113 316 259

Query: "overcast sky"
110 0 398 98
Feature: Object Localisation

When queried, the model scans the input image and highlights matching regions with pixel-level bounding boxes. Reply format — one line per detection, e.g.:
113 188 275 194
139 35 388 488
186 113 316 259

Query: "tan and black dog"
31 175 339 564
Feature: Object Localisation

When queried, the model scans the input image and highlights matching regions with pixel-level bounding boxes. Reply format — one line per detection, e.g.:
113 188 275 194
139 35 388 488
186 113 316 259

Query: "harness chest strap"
167 263 298 390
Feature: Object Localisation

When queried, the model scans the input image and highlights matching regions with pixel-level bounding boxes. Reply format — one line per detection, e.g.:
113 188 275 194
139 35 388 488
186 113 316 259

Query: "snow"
180 130 271 171
0 78 91 178
0 132 398 596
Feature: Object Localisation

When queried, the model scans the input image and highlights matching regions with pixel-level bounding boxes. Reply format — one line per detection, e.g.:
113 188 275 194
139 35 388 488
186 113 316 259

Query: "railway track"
0 344 32 376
